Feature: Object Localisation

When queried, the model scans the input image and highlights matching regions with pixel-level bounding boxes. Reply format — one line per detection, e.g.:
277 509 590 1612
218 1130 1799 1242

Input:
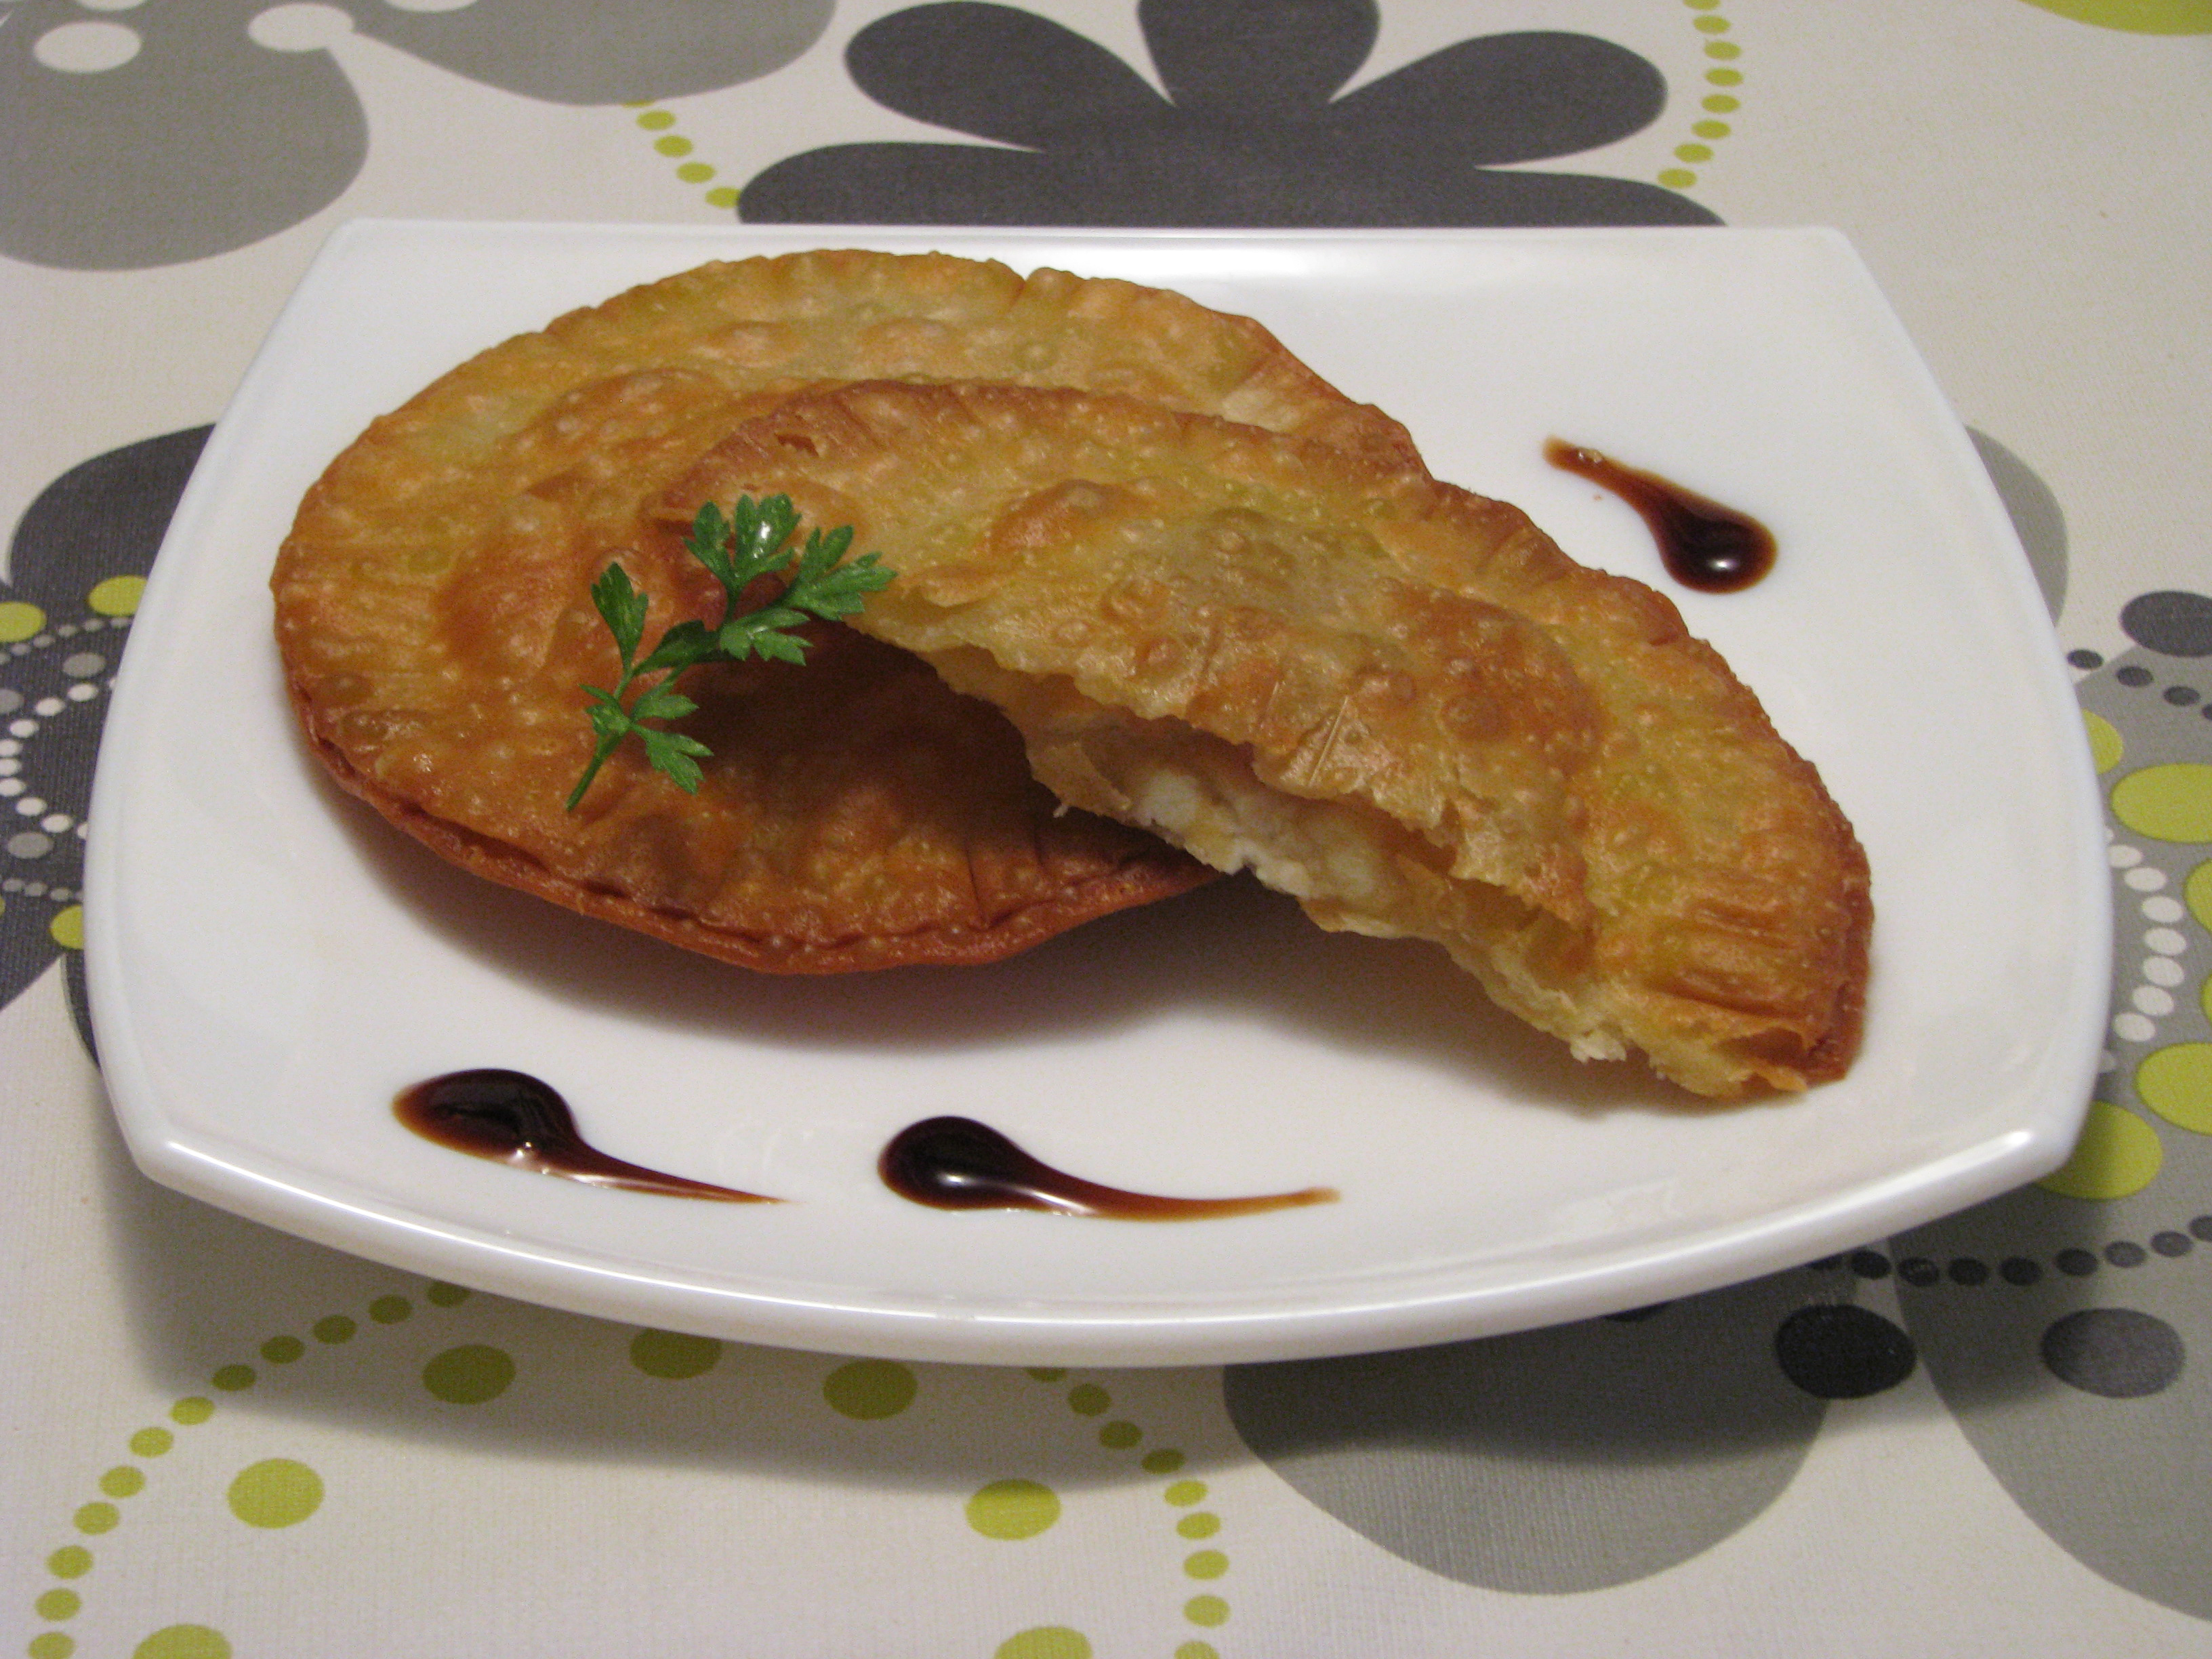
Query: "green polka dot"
1707 67 1743 84
1687 0 1722 9
1692 119 1732 138
30 1635 74 1659
312 1315 356 1344
1658 167 1698 188
1184 1549 1229 1579
654 135 693 157
169 1397 213 1426
2137 1043 2212 1132
966 1479 1062 1540
1026 1368 1067 1382
47 1546 91 1579
368 1294 411 1324
823 1358 918 1419
0 600 47 641
1703 94 1740 111
226 1459 323 1528
2084 710 2123 773
676 161 715 183
1098 1420 1142 1449
1695 13 1732 30
87 577 146 617
1165 1479 1208 1507
2186 859 2212 930
1176 1644 1220 1659
1141 1448 1186 1474
1183 1595 1229 1628
636 109 676 129
994 1629 1092 1659
99 1465 145 1498
1706 40 1742 58
1177 1512 1221 1540
1066 1383 1110 1416
260 1335 304 1364
35 1589 81 1620
422 1344 516 1404
2038 1100 2163 1198
209 1365 253 1392
705 186 739 209
2112 764 2212 842
73 1502 119 1536
2012 1 2212 33
132 1628 230 1659
129 1427 173 1458
426 1281 471 1307
630 1329 722 1379
48 907 84 952
1675 142 1715 162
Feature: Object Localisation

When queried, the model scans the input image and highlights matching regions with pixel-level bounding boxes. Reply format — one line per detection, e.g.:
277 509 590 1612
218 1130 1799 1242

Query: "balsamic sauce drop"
880 1116 1336 1221
394 1070 774 1202
1544 438 1776 592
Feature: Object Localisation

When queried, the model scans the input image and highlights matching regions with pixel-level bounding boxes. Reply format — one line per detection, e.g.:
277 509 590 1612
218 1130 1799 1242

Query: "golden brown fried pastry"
276 372 1208 970
292 247 1416 511
274 250 1416 969
274 242 1420 970
663 381 1870 1095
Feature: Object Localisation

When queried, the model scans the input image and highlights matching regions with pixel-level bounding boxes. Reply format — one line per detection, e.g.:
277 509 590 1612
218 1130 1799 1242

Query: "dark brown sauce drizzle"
1544 438 1776 592
394 1070 774 1202
880 1116 1337 1221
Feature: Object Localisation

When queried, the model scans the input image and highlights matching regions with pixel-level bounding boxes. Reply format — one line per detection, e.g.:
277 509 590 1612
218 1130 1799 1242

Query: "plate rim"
83 218 2112 1366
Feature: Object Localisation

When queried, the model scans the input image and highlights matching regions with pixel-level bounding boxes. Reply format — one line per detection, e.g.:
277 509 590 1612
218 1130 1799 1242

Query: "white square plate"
85 221 2109 1366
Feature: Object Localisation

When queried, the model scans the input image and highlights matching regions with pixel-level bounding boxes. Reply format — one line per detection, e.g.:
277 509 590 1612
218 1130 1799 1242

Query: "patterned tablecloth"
5 3 2210 1656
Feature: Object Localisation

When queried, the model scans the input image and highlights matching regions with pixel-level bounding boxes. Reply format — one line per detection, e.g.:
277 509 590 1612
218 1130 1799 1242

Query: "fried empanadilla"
274 250 1418 969
662 381 1871 1097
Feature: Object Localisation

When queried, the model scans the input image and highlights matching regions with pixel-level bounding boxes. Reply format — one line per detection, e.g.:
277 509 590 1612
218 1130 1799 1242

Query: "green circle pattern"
2186 859 2212 930
994 1629 1092 1659
628 102 739 209
2112 763 2212 842
1184 1595 1230 1629
134 1628 230 1659
33 1288 1245 1654
225 1459 323 1530
422 1344 518 1405
977 1373 1235 1652
1657 0 1745 191
630 1329 724 1380
2038 1100 2164 1198
27 1281 475 1658
2137 1042 2212 1133
823 1358 920 1420
968 1478 1063 1540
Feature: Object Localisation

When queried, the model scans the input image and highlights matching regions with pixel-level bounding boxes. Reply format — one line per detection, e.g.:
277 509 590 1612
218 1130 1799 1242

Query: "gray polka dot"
6 832 52 859
2121 590 2212 658
2040 1308 2185 1399
60 651 105 678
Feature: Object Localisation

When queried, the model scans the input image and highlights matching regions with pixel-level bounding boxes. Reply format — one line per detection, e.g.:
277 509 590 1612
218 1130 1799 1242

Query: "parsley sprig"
566 495 892 810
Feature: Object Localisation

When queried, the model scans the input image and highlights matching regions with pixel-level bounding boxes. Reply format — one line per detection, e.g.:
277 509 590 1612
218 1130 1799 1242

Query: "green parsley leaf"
567 495 895 809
